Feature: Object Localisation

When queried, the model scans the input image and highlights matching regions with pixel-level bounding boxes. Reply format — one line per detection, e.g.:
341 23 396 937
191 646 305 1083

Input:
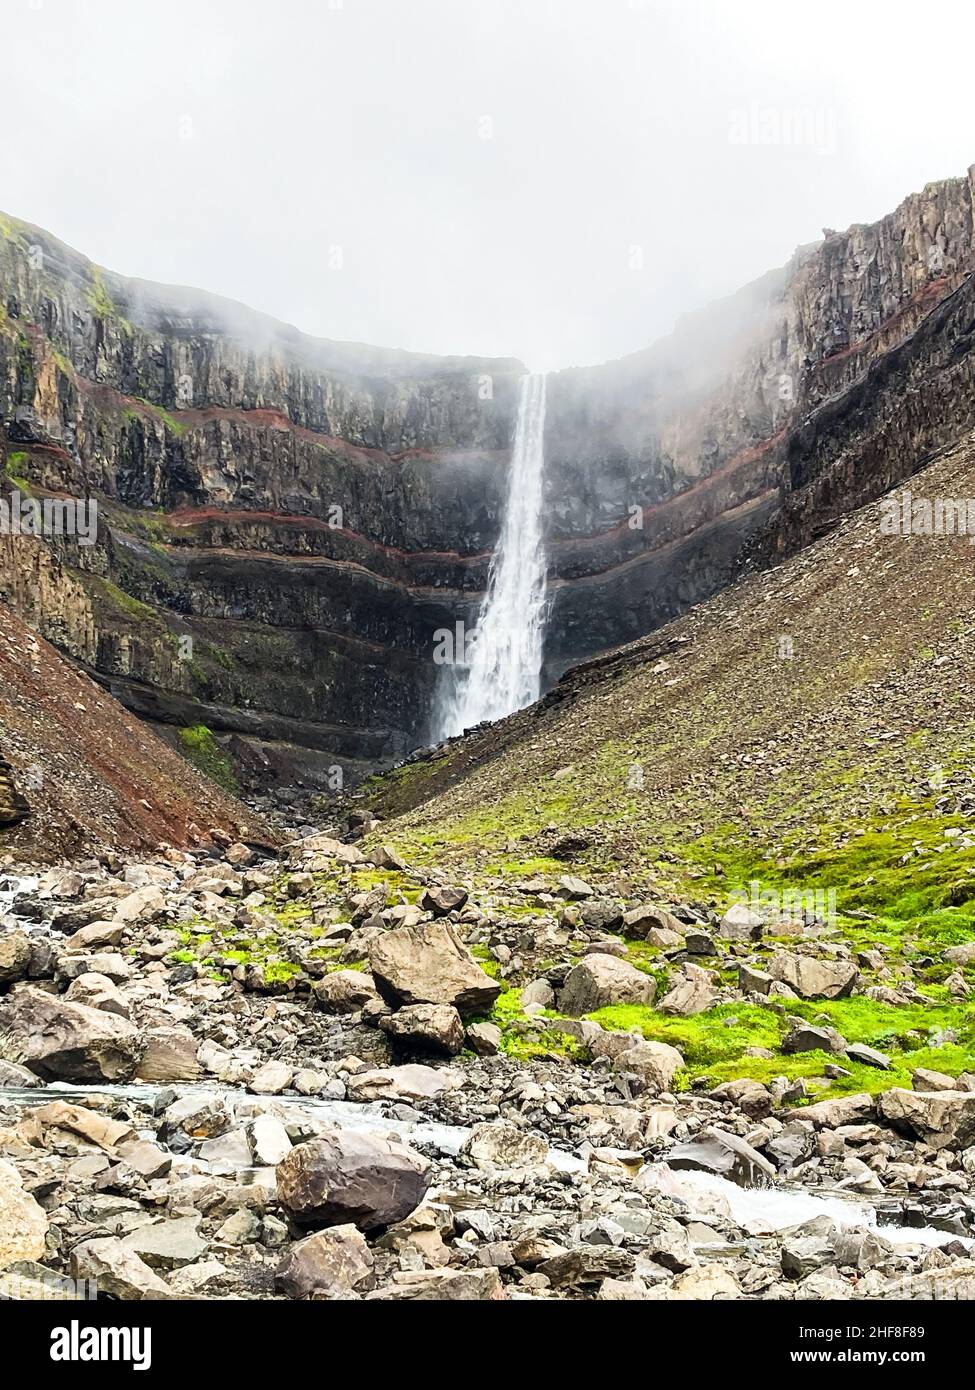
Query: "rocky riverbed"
2 830 975 1302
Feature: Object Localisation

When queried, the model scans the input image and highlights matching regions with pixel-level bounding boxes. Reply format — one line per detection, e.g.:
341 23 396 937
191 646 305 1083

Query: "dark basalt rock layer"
0 167 973 785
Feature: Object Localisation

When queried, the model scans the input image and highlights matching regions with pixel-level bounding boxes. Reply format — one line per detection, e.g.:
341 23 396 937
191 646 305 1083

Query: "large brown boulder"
559 954 656 1015
277 1130 431 1231
0 986 144 1082
368 923 500 1017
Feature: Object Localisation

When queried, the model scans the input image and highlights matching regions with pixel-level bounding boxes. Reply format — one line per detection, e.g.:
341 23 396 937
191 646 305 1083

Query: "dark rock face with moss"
1 168 974 783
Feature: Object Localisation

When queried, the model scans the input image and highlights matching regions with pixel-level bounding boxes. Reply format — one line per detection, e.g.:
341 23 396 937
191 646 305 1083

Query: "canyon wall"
1 167 973 785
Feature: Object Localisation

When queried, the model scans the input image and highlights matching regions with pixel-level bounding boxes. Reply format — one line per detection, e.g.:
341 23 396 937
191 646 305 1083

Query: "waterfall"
434 371 549 739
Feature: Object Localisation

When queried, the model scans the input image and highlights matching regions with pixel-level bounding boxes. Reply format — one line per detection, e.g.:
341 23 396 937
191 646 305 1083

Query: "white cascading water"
434 371 549 739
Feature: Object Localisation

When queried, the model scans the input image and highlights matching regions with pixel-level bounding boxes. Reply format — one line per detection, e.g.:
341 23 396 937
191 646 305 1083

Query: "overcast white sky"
3 0 973 371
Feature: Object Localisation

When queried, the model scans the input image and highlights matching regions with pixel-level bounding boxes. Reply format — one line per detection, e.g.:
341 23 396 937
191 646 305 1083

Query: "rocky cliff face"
1 167 973 786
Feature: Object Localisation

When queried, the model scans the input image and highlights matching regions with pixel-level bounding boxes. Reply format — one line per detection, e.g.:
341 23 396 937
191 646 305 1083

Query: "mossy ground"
177 725 238 794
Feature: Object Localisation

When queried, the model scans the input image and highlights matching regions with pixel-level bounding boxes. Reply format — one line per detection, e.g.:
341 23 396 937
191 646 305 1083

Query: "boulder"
799 1093 875 1128
738 963 772 995
463 1122 549 1171
622 904 685 940
665 1128 776 1186
64 972 128 1017
782 1022 846 1054
248 1060 294 1095
275 1226 375 1297
368 1268 504 1301
134 1026 201 1082
875 1261 975 1300
768 953 859 1000
877 1088 975 1150
369 922 500 1017
345 1064 460 1102
718 903 764 941
0 986 143 1082
557 875 594 900
34 1101 133 1152
369 844 408 871
313 969 382 1015
559 954 656 1015
539 1245 636 1288
277 1130 431 1231
419 886 468 916
709 1078 772 1119
613 1040 685 1091
0 933 31 988
521 977 555 1008
249 1115 292 1166
658 963 714 1016
69 1237 171 1300
121 1217 207 1270
466 1021 502 1055
0 1157 47 1268
846 1043 890 1069
62 921 125 953
912 1067 959 1092
379 1003 465 1055
0 1058 41 1087
113 885 165 923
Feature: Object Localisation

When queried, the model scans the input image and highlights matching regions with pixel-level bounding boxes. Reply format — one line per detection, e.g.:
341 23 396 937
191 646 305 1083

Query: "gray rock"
379 1003 465 1055
539 1245 636 1287
368 1268 503 1300
782 1022 847 1054
665 1128 776 1186
560 954 656 1015
878 1088 975 1149
658 962 714 1016
846 1043 890 1069
419 886 468 916
463 1121 548 1171
313 969 382 1015
70 1238 171 1300
768 953 859 1000
466 1021 502 1055
718 903 764 941
622 904 685 940
122 1217 207 1270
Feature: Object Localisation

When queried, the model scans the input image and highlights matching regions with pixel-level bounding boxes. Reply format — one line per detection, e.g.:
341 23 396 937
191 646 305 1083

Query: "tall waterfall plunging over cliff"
434 372 549 738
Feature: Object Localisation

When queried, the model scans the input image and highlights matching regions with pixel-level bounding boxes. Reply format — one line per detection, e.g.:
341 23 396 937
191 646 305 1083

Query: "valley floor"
4 435 975 1300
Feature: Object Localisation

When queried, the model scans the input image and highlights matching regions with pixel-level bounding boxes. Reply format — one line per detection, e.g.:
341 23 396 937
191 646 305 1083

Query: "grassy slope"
352 433 975 1094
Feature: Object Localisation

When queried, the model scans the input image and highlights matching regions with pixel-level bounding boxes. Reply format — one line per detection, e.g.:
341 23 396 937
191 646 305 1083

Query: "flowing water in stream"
1 1081 966 1252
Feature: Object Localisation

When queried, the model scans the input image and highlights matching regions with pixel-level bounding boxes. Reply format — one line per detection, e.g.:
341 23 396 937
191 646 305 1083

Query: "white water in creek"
434 371 548 738
1 1082 965 1251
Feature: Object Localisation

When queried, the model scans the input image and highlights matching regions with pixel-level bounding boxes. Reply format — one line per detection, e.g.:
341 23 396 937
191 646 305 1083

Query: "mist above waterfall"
434 372 549 739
